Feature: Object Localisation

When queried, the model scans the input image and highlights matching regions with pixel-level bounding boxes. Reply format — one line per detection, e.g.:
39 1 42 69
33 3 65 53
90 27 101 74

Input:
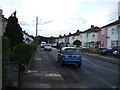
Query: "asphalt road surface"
21 46 118 89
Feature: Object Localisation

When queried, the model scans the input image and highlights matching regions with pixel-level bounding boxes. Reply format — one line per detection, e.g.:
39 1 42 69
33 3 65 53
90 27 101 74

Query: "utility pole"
36 17 38 43
36 17 38 37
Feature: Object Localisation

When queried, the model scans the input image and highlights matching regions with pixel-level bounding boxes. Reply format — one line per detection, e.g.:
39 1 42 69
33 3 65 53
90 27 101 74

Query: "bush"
14 42 37 65
2 36 10 89
73 40 82 47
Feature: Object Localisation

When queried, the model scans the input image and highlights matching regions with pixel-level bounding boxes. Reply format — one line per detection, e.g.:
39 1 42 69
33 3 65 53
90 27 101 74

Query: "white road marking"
35 58 42 61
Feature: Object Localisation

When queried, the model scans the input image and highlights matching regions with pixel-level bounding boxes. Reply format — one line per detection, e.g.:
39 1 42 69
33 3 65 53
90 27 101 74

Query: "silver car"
44 44 52 51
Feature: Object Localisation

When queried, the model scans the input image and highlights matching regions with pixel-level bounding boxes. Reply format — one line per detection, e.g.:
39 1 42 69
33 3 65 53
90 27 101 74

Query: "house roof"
83 25 100 33
101 20 120 28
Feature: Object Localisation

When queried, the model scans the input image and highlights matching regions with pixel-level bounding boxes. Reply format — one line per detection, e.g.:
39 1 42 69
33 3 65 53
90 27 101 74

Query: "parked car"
107 46 120 54
80 46 89 50
113 49 120 56
99 48 108 55
40 42 46 48
44 44 52 51
52 43 57 48
57 47 82 67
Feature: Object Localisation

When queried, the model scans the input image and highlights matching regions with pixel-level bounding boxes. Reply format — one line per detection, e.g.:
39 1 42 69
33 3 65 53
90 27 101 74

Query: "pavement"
21 46 69 88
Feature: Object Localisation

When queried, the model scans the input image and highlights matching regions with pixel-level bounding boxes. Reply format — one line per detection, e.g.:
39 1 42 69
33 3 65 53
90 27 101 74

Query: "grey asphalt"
21 46 119 89
81 52 119 65
21 46 69 88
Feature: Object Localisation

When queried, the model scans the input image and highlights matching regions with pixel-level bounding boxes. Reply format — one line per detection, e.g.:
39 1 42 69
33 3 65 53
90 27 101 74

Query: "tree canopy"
73 40 82 47
4 12 24 49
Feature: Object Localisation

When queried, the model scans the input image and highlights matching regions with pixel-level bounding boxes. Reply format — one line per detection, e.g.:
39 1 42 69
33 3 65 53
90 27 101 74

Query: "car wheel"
57 58 60 62
77 62 81 67
61 61 64 66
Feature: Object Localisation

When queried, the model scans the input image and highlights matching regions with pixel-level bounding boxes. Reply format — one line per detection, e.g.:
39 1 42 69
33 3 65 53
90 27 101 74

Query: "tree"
4 11 24 49
73 40 82 47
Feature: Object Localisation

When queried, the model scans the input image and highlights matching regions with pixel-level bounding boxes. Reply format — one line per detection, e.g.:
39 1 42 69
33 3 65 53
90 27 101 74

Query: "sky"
0 0 119 37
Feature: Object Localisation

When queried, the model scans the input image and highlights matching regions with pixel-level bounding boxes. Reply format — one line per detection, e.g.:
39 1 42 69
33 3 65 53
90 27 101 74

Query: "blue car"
58 47 82 67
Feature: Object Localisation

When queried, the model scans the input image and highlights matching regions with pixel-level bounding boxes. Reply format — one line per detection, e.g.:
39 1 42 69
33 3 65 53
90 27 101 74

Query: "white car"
44 44 52 51
113 50 120 56
80 46 89 50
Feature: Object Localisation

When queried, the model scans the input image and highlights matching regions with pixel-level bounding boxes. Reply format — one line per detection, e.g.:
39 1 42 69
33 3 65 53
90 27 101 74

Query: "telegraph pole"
36 17 38 43
36 17 38 37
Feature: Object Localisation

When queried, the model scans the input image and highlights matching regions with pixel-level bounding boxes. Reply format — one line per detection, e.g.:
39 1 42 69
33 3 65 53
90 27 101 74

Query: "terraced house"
82 25 100 48
98 20 120 48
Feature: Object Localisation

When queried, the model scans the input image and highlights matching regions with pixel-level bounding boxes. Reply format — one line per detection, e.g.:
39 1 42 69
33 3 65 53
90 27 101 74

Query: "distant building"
22 31 34 44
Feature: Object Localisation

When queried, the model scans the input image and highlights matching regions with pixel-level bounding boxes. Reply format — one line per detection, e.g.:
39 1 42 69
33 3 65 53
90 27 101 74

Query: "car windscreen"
63 48 80 55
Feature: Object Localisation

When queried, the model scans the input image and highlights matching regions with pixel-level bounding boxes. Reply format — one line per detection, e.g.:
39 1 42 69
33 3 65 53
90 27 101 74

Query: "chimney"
0 9 2 15
91 25 94 28
0 9 3 19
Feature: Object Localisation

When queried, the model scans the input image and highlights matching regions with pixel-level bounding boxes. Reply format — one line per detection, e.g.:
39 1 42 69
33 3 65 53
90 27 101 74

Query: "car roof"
61 47 77 50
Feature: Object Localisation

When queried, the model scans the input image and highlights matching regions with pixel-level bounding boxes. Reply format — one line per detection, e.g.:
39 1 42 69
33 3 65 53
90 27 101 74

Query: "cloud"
1 0 119 37
38 20 52 25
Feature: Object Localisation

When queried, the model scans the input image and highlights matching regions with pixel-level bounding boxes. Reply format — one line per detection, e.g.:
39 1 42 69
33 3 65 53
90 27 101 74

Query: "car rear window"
45 45 51 46
63 48 80 55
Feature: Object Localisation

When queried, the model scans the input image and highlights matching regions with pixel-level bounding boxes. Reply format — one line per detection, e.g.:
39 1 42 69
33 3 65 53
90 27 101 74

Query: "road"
21 46 118 89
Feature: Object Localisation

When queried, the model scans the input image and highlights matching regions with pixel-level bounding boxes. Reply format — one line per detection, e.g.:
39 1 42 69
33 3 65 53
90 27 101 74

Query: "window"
101 41 104 48
118 41 120 46
80 35 82 38
101 28 105 35
93 34 95 37
116 41 118 46
63 48 80 55
72 36 74 40
111 41 119 47
86 34 88 38
111 41 115 47
111 28 115 34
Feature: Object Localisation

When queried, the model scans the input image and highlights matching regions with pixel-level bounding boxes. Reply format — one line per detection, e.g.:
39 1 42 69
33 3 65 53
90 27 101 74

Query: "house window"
93 34 95 37
80 35 82 38
116 41 118 46
86 34 88 38
101 41 104 48
101 28 105 35
111 28 115 34
111 41 115 47
72 36 74 40
118 41 120 46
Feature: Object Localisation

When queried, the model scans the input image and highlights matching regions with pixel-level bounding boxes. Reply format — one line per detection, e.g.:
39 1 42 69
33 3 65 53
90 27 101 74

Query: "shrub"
2 36 10 89
73 40 82 47
14 42 37 65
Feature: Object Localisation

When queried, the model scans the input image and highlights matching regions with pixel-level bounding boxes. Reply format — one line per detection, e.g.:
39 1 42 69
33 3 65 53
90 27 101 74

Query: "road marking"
26 70 38 74
35 58 42 61
45 73 61 77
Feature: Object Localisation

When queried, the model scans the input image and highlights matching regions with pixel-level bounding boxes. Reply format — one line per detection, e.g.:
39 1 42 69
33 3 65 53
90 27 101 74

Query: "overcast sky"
0 0 119 37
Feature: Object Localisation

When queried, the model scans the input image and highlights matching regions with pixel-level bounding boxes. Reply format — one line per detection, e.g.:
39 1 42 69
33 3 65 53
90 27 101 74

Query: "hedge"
14 42 37 65
2 36 10 89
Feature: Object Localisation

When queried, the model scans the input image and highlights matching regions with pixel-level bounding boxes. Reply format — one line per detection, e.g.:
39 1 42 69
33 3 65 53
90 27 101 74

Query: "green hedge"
14 42 37 65
2 36 10 89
